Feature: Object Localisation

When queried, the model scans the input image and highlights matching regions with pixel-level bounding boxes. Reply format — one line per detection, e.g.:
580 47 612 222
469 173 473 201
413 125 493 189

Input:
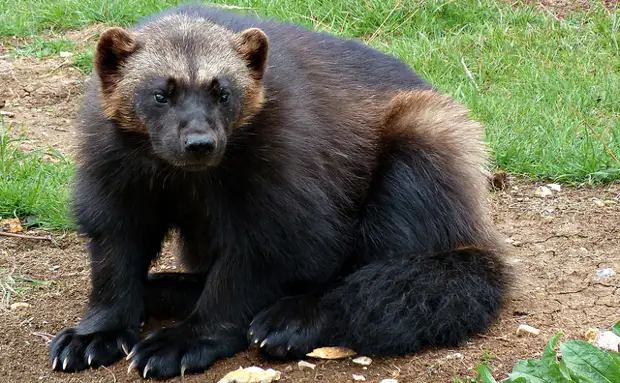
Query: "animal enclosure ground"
1 1 619 381
0 52 618 383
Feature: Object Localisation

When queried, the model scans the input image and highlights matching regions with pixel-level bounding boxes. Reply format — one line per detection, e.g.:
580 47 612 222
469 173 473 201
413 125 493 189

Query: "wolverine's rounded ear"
235 28 269 80
94 27 139 90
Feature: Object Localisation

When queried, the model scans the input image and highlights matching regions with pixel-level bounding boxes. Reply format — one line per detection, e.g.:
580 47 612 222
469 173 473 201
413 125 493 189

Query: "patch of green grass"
0 268 52 308
0 119 74 230
0 0 619 184
71 49 94 73
388 2 620 184
10 36 76 58
0 0 422 38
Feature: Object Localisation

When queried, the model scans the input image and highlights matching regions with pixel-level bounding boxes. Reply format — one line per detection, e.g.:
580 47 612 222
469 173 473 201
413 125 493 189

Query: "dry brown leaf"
10 302 31 310
0 218 23 233
306 346 356 359
534 186 553 198
489 170 509 191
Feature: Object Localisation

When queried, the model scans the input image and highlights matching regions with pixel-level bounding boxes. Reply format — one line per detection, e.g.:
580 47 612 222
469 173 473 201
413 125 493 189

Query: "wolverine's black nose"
184 134 215 153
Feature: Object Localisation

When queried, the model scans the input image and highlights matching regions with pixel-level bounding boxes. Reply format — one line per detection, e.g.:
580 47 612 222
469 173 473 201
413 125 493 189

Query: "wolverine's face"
134 75 242 169
93 15 268 171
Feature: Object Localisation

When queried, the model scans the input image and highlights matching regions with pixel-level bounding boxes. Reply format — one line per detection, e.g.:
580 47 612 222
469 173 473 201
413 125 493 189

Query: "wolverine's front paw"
127 326 245 379
248 295 327 360
50 327 137 372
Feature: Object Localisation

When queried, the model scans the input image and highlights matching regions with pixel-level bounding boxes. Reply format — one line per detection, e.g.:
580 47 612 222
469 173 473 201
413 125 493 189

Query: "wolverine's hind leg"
249 90 508 359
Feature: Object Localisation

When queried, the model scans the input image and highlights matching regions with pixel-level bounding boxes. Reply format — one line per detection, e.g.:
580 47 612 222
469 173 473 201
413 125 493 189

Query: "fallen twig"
101 365 117 383
31 331 55 343
0 231 55 244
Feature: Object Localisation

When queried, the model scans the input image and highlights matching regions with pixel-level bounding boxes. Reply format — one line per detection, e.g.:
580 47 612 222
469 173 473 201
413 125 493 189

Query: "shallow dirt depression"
0 54 619 383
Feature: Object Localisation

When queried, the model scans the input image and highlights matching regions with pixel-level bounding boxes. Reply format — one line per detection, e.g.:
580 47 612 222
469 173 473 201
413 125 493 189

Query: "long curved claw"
127 360 136 374
126 348 136 361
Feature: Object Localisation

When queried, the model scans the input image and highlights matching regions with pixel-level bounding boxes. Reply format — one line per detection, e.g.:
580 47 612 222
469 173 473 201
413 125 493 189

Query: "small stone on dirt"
0 111 15 118
599 333 620 353
534 186 553 198
585 328 620 352
444 352 464 361
0 217 23 233
352 374 366 381
297 361 316 371
306 346 356 359
59 51 73 58
592 198 617 206
10 302 30 310
516 324 541 337
216 366 281 383
595 268 615 279
352 356 372 366
380 380 399 383
547 183 561 192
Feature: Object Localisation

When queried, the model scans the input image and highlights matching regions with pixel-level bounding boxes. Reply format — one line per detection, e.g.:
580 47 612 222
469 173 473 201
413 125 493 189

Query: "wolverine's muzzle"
184 134 216 154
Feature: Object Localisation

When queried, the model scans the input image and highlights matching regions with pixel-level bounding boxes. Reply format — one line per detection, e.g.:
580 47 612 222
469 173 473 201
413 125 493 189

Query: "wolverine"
50 3 509 379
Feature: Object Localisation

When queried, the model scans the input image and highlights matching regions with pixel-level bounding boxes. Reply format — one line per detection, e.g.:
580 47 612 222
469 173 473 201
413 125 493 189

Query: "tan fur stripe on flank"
380 89 496 245
381 89 488 172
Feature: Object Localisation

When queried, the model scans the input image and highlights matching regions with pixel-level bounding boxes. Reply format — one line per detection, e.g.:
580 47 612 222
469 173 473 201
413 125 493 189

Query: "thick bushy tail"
320 247 506 355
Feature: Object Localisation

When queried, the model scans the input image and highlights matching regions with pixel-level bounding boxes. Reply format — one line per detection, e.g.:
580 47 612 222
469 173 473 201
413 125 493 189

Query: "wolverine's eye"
154 92 168 104
219 88 231 103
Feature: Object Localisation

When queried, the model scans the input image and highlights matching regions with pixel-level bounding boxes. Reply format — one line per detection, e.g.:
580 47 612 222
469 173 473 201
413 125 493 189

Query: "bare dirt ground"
513 0 618 17
1 176 619 383
1 12 619 383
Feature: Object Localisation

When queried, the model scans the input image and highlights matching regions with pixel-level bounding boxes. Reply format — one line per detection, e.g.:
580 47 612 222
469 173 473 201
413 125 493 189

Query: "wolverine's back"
142 4 428 91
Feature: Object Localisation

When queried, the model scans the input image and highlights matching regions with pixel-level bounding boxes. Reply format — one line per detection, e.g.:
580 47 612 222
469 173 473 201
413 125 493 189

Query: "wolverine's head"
94 15 268 170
